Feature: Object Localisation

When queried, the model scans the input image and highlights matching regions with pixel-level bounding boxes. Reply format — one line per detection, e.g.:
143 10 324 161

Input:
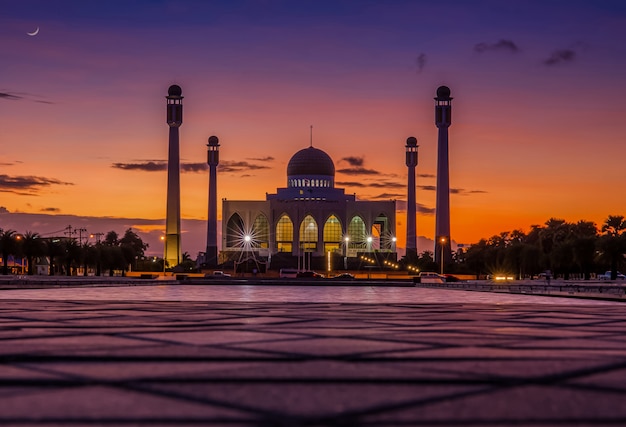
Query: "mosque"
164 84 454 273
219 145 397 271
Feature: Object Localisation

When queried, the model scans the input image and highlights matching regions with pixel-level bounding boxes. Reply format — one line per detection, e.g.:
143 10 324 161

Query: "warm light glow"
244 235 251 242
327 251 331 273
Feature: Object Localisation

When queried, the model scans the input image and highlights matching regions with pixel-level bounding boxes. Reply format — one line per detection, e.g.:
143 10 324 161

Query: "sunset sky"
2 0 625 257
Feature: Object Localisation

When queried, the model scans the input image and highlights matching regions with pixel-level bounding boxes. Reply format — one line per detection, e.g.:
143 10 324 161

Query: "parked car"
210 271 231 277
416 272 446 284
296 271 324 279
598 271 626 280
331 273 355 280
279 268 299 278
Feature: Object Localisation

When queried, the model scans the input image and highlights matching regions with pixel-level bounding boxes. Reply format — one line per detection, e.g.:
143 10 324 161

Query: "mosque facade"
220 146 397 270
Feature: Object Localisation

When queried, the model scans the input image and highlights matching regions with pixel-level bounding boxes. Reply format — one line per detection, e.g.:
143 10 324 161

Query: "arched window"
225 213 245 248
276 214 293 252
347 216 367 250
323 215 342 253
252 214 270 249
299 215 318 252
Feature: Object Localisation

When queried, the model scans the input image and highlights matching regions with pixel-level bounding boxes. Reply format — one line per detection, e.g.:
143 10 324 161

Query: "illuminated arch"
299 215 318 252
323 214 342 253
275 214 293 252
347 216 367 250
225 213 245 248
252 214 270 249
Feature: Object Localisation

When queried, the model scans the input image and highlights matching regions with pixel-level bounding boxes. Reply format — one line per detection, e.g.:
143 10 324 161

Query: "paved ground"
1 284 626 426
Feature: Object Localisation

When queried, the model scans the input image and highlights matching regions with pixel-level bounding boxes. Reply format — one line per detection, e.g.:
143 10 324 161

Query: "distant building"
221 145 397 270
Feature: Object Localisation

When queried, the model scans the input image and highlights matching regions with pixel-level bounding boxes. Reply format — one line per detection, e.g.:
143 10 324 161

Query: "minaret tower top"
435 85 452 128
405 136 418 167
207 135 220 166
166 85 183 127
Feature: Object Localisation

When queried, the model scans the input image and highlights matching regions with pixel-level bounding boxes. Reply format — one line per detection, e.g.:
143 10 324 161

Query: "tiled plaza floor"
1 285 625 426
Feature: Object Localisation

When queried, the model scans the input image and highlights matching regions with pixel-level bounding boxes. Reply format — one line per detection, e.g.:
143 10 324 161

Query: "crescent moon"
27 27 39 36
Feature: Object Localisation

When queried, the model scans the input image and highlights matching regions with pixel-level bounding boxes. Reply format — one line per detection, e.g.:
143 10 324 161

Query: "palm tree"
44 238 63 276
599 215 626 280
22 231 44 275
0 229 18 275
602 215 626 237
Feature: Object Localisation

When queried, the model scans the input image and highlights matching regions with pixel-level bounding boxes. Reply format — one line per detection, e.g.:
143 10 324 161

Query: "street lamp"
343 236 350 270
160 235 166 274
440 237 446 275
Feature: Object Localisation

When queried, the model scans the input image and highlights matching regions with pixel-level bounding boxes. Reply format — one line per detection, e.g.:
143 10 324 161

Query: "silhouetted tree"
599 215 626 280
44 238 63 276
0 229 18 275
119 228 148 272
21 231 44 275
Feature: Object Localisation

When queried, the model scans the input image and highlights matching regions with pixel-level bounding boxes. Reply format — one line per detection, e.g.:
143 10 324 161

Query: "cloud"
474 39 520 54
336 180 405 189
247 156 274 162
181 163 207 172
0 175 74 194
112 161 167 171
335 181 366 188
416 53 427 73
371 193 403 199
112 161 209 173
41 207 61 213
0 92 23 100
418 173 435 178
395 200 436 215
0 91 54 104
543 49 576 66
218 161 271 173
367 181 405 189
336 167 380 176
419 185 487 195
340 156 364 167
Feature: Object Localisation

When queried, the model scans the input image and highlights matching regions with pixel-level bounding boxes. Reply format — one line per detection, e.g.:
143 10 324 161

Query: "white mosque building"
220 145 397 271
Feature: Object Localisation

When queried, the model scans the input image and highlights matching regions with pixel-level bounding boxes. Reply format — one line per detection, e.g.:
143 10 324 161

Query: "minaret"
405 136 418 260
434 85 452 272
205 135 220 266
164 84 183 269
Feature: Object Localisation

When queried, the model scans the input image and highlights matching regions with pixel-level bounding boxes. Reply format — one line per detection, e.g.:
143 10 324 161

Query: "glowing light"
244 235 251 242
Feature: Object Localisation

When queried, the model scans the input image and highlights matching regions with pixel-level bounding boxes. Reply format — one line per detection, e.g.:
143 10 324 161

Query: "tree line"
2 215 625 278
404 215 626 280
0 228 155 276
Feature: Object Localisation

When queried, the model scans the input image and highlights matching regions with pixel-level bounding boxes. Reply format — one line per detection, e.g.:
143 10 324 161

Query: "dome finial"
310 125 313 148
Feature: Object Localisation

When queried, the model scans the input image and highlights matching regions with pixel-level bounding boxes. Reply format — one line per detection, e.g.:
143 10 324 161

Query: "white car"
598 271 625 280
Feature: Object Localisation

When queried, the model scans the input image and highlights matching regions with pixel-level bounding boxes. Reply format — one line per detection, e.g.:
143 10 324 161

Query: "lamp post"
440 237 446 275
160 235 166 274
343 236 349 270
